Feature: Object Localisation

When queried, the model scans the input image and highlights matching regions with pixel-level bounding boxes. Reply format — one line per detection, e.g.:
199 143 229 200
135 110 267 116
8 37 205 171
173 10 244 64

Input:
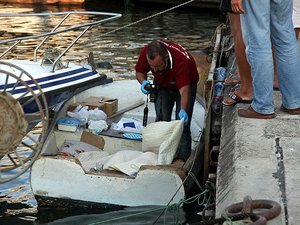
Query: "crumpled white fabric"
102 150 158 177
142 120 184 164
76 151 110 171
77 150 158 176
75 120 183 176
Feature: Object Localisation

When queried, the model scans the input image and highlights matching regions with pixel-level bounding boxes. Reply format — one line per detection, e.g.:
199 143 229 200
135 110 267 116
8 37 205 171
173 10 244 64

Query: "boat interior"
41 79 204 178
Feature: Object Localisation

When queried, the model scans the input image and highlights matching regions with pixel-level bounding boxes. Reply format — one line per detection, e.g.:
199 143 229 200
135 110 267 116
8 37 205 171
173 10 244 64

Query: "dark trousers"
154 84 197 161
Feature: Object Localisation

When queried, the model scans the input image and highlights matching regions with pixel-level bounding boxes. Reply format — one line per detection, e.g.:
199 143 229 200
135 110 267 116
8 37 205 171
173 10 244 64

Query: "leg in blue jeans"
240 0 300 113
155 84 197 161
270 0 300 109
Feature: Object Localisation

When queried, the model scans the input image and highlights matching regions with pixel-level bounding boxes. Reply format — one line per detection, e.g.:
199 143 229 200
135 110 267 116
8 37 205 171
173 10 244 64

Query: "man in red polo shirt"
135 40 199 162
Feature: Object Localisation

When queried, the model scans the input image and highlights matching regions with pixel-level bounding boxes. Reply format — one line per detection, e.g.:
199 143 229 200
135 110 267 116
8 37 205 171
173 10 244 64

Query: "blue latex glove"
178 109 188 126
141 80 150 95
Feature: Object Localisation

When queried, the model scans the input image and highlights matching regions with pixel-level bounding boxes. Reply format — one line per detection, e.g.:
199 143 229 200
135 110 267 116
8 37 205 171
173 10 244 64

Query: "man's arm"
136 72 147 84
179 85 190 110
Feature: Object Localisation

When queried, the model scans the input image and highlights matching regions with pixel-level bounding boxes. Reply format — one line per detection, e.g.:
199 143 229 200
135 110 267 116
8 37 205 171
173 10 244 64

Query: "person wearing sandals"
222 13 253 106
221 13 280 106
219 0 254 106
232 0 300 118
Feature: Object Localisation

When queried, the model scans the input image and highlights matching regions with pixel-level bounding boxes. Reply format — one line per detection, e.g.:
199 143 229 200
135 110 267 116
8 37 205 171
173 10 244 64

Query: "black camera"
145 83 158 102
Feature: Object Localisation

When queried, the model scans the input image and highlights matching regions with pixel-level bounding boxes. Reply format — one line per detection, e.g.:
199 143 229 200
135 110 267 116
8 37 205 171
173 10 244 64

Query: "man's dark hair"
147 40 168 60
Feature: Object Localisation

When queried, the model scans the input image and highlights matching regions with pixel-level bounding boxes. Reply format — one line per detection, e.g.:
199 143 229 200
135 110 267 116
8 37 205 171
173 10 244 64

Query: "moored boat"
30 78 207 208
0 8 219 210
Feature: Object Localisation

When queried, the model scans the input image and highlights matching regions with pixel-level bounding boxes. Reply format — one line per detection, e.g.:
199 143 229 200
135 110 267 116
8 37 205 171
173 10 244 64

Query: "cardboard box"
100 97 118 117
82 96 118 117
80 131 105 149
67 103 80 112
82 96 106 111
67 96 118 117
67 102 105 112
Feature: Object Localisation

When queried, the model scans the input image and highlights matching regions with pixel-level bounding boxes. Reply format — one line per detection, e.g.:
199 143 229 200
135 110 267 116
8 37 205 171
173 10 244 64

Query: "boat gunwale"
39 154 188 180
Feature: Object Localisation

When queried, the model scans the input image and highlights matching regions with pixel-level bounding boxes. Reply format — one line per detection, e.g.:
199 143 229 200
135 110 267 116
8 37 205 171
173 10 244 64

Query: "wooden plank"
105 99 144 124
107 99 145 119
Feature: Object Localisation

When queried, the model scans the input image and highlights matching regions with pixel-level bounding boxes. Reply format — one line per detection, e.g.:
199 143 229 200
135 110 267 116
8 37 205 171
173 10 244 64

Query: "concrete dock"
215 90 300 224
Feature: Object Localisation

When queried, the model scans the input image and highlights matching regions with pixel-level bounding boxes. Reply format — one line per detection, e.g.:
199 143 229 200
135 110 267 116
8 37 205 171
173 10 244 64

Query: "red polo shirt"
135 40 199 90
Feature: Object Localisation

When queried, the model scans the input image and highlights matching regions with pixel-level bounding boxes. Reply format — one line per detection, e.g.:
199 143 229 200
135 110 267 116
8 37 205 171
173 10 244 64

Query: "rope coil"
0 91 28 155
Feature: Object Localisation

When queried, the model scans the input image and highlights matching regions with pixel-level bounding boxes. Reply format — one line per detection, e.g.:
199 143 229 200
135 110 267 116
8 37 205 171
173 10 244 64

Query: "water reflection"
0 3 219 75
0 2 219 224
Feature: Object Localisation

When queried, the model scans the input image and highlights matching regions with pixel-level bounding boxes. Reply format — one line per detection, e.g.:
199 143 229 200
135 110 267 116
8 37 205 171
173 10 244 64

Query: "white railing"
0 11 122 71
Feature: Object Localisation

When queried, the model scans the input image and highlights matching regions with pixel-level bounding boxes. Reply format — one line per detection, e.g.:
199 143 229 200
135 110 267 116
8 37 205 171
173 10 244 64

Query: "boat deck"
216 89 300 224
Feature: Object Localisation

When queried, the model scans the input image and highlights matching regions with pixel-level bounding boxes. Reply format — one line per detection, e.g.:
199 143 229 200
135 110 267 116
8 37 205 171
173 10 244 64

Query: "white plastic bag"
67 105 89 125
110 117 143 133
88 120 108 134
88 108 107 121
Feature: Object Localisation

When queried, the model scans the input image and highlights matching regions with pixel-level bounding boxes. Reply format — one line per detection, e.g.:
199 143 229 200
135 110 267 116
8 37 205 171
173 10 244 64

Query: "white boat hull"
30 79 206 208
31 157 184 207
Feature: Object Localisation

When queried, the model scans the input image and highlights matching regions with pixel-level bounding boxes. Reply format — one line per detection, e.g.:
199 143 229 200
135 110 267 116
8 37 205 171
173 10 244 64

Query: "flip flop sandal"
229 83 240 92
222 92 253 106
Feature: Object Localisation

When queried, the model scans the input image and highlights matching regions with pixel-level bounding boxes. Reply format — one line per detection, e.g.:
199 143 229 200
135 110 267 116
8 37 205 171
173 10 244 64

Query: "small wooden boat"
30 78 206 208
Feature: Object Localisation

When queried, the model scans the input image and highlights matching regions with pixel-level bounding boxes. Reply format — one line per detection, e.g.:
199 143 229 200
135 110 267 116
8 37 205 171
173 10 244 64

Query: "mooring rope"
87 205 171 225
97 0 195 38
85 190 210 225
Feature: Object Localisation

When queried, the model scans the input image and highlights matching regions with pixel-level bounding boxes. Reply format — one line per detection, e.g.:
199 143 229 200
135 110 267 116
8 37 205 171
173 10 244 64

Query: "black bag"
219 0 233 13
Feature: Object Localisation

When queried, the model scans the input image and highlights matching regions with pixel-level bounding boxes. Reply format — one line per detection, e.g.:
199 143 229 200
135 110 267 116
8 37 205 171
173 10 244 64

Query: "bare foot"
224 77 240 86
224 72 240 86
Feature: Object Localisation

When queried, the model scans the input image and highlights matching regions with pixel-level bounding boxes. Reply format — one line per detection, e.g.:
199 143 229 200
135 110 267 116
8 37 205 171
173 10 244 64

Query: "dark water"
0 2 220 224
